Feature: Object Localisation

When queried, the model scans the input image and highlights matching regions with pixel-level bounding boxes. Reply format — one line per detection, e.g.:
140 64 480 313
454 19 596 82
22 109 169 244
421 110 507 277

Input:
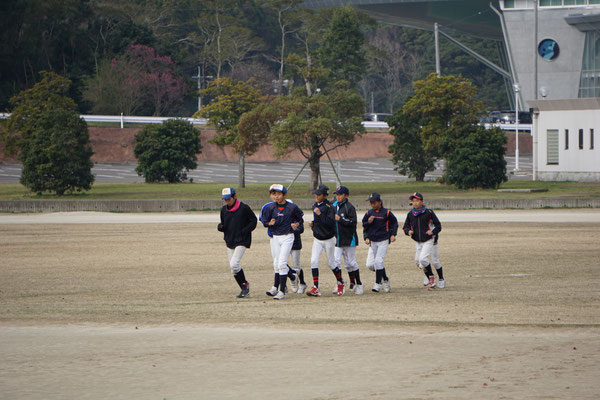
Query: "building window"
579 129 584 149
547 129 559 164
591 129 595 149
578 31 600 98
565 129 569 149
541 0 599 5
504 0 515 7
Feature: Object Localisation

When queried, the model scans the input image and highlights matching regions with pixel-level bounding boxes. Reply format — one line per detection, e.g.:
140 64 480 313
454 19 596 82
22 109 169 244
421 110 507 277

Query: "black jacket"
311 199 336 240
218 201 257 249
402 207 442 243
334 199 358 247
362 207 398 242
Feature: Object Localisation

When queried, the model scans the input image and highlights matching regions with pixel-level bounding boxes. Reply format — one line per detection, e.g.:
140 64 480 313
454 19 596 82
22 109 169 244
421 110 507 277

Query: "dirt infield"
1 211 599 399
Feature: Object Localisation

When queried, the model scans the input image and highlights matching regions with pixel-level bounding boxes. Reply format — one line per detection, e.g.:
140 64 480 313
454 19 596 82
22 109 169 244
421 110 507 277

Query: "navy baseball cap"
409 192 423 200
269 184 287 194
313 185 329 196
367 192 381 202
333 186 349 195
222 187 235 200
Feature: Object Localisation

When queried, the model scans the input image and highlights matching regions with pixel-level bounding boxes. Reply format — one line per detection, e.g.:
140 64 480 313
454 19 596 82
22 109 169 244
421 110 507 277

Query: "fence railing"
0 113 531 132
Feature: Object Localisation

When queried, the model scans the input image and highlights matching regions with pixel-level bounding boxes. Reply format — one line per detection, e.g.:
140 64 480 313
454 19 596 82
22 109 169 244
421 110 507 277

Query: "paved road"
0 155 533 184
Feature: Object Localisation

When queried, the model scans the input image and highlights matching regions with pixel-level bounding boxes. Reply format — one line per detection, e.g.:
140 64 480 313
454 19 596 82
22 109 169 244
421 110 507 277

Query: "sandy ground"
1 210 599 399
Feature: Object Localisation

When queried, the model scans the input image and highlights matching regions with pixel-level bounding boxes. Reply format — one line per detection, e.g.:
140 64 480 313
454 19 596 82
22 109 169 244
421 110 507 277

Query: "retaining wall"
1 197 598 213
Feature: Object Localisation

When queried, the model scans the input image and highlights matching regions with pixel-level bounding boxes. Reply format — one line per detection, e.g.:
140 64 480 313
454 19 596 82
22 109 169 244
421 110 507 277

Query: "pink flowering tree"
111 44 187 116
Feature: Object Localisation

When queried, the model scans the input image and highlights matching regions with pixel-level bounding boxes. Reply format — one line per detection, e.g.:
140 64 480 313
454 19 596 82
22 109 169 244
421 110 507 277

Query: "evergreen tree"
134 119 202 183
19 110 94 196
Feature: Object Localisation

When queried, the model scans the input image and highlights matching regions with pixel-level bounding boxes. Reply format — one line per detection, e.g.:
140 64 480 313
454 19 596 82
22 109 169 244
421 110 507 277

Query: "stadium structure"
302 0 600 181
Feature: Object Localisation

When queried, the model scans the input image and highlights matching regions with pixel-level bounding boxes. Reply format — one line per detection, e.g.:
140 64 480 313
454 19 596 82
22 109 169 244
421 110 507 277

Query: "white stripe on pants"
335 246 359 272
226 246 246 274
271 233 295 275
366 240 389 271
310 237 336 270
414 239 434 269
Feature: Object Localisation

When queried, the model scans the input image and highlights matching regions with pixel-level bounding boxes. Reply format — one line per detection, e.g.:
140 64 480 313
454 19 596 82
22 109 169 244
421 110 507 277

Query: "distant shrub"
134 119 202 183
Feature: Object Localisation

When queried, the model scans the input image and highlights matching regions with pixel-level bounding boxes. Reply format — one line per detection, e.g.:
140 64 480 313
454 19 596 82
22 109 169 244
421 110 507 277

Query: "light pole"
513 83 520 171
192 66 212 111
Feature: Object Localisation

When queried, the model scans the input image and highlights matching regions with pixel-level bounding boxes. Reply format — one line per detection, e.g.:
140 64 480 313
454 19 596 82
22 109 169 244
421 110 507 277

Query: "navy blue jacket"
362 207 398 242
261 201 304 236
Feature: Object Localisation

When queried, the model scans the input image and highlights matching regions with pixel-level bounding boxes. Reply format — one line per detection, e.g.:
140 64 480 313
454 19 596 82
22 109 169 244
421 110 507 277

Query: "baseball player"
306 185 339 297
332 185 362 296
259 194 301 295
260 184 304 300
402 192 443 290
362 193 398 293
217 187 257 298
288 209 307 294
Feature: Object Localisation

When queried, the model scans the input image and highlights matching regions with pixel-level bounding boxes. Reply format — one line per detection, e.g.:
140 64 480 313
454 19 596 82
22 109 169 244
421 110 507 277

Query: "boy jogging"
362 193 398 293
332 186 362 296
217 187 257 298
402 192 443 290
259 195 301 295
306 185 339 297
261 184 304 300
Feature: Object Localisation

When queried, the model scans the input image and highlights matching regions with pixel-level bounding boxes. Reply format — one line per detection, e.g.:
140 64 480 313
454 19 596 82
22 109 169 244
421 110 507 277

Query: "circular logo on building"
538 39 560 61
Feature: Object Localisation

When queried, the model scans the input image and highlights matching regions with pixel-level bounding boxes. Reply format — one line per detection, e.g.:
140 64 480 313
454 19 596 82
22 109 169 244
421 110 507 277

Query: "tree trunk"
309 155 320 192
238 152 245 188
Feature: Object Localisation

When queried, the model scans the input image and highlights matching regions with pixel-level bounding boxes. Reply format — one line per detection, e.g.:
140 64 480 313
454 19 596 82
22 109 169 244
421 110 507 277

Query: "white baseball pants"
334 246 359 272
290 249 301 269
366 240 389 271
310 237 336 270
431 243 442 269
270 233 295 276
414 238 434 269
226 246 246 274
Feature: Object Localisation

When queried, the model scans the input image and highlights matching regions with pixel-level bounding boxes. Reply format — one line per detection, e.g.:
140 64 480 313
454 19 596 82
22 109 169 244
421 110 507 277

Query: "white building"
530 98 599 181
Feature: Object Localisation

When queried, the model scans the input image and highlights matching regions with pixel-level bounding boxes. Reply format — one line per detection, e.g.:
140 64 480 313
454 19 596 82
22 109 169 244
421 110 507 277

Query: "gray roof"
301 0 503 39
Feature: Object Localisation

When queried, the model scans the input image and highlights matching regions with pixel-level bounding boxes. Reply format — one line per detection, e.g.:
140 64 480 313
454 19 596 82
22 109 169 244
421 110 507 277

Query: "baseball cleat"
437 279 445 289
383 279 391 293
423 276 429 286
273 290 285 300
297 283 307 294
354 284 364 295
427 275 436 290
336 280 346 296
237 286 250 298
266 286 278 296
372 283 382 293
306 286 321 297
332 284 339 294
348 282 356 292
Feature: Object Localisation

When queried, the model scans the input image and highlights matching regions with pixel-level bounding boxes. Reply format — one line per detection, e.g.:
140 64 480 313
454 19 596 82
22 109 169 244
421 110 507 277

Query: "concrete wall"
1 198 598 213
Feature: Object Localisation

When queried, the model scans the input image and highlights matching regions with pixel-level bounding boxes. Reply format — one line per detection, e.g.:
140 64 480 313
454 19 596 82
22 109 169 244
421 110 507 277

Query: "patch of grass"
1 180 599 201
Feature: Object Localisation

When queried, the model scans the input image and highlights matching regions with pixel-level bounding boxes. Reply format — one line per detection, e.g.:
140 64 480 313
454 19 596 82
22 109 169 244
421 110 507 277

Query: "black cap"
312 185 329 196
367 192 381 202
409 192 423 200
